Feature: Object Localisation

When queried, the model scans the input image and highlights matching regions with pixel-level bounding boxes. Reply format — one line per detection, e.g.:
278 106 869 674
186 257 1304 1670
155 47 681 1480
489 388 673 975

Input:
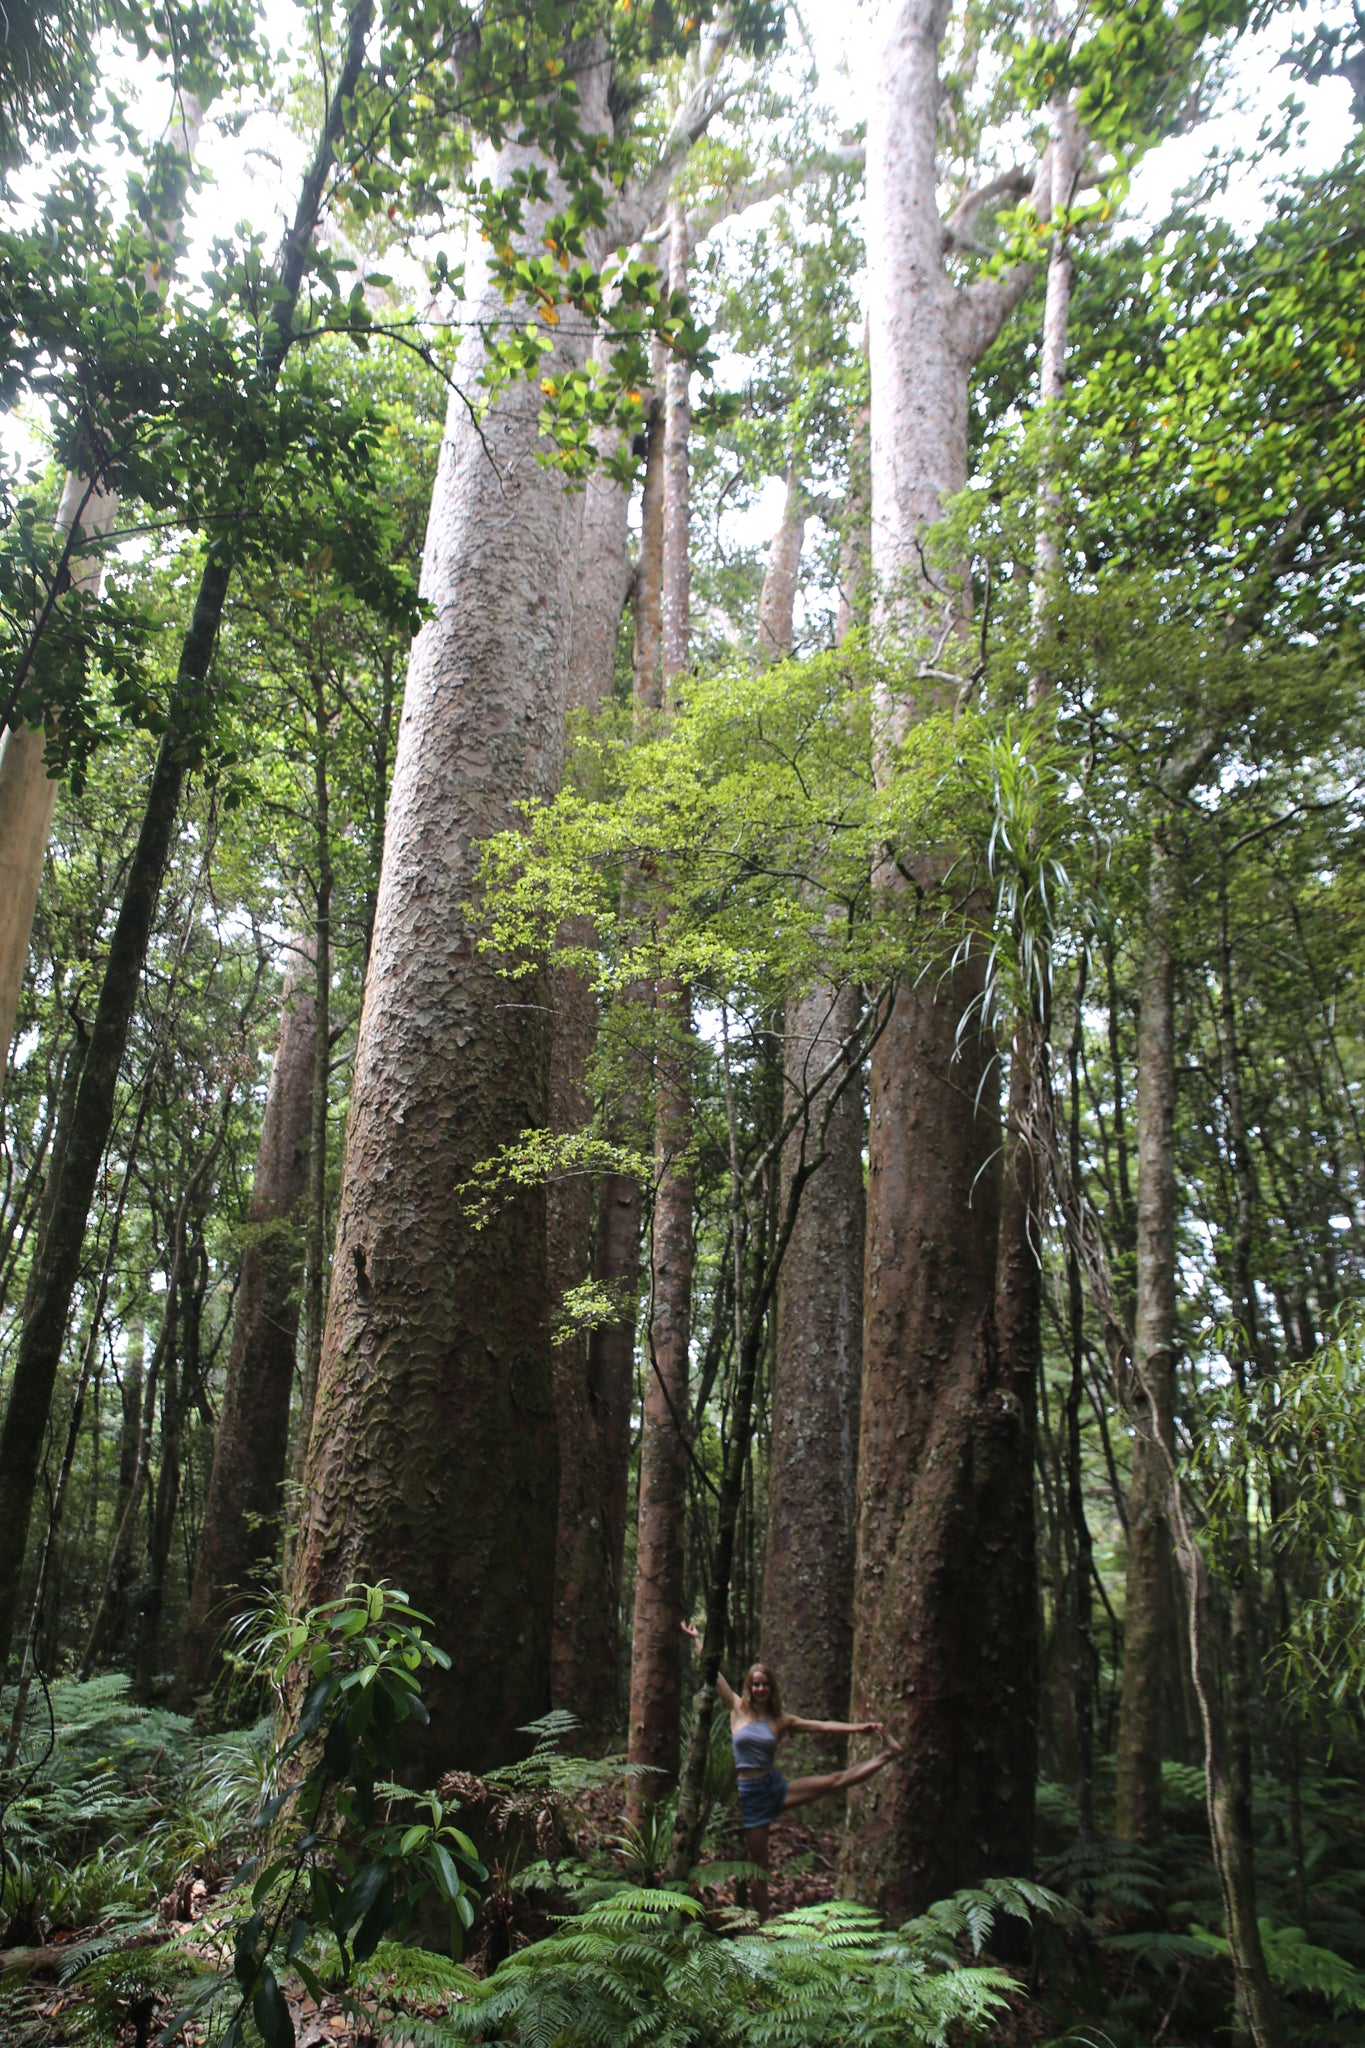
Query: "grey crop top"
732 1719 779 1771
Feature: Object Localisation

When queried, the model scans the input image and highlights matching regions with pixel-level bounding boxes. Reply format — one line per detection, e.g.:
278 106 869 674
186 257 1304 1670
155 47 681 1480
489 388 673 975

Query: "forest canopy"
2 1 1365 2045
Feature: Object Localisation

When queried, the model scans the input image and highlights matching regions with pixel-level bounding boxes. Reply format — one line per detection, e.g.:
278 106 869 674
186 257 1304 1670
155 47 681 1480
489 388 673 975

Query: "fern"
388 1877 1053 2048
1188 1918 1365 2015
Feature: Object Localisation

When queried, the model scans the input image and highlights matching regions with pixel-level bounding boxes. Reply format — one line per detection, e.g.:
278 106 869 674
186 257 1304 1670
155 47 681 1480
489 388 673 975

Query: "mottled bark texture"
1115 825 1180 1844
173 944 317 1711
756 463 805 665
763 981 863 1760
549 456 634 1734
627 203 695 1809
760 480 862 1763
293 50 612 1779
843 0 1049 1917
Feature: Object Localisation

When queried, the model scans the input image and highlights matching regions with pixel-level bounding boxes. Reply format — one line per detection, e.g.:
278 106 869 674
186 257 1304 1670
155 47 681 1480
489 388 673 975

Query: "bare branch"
940 165 1032 255
684 140 866 247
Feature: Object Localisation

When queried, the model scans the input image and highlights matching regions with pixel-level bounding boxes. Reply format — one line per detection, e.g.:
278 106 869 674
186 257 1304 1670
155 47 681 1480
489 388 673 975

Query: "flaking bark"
760 478 862 1766
843 0 1054 1915
293 45 613 1777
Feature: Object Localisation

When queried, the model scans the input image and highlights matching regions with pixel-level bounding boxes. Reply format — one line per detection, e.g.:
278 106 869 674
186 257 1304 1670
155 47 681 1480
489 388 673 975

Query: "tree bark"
760 478 862 1766
549 453 634 1735
842 0 1049 1919
755 463 805 664
173 942 317 1711
0 87 204 1083
292 44 613 1779
1115 823 1180 1845
626 200 695 1810
762 982 862 1762
294 705 334 1487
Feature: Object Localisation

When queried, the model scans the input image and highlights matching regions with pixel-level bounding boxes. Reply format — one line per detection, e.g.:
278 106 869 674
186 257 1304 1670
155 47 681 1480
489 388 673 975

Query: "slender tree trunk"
1115 824 1181 1844
113 1316 145 1543
627 200 695 1810
1065 977 1097 1837
0 6 372 1683
549 450 634 1734
0 91 205 1083
1167 1467 1285 2047
81 1282 178 1677
173 943 317 1710
293 43 612 1778
760 474 862 1765
843 0 1048 1917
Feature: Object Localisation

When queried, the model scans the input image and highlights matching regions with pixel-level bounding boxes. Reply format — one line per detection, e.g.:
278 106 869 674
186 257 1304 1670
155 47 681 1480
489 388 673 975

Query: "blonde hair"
740 1664 783 1719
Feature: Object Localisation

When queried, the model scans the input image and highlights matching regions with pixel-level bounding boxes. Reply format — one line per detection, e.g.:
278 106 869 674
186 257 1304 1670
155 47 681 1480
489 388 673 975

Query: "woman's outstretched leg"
781 1732 903 1814
742 1822 771 1921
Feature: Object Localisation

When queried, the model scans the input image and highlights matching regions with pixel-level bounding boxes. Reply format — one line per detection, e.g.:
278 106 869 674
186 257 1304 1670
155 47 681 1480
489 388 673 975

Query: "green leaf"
252 1963 295 2048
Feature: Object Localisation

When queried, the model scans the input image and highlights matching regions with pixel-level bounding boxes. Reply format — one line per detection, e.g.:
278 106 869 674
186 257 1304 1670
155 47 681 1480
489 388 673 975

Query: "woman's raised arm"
785 1715 884 1738
681 1620 740 1710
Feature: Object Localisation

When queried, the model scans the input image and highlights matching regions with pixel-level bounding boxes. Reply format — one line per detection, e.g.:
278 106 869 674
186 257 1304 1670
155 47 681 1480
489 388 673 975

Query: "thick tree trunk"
1115 825 1180 1845
293 47 612 1778
763 982 862 1760
0 8 370 1683
756 463 805 664
626 201 695 1810
760 478 862 1763
294 726 333 1484
172 943 316 1711
843 0 1044 1918
549 456 634 1735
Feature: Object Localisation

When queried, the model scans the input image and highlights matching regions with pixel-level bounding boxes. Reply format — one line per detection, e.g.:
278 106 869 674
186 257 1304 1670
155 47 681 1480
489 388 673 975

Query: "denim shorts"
737 1767 788 1829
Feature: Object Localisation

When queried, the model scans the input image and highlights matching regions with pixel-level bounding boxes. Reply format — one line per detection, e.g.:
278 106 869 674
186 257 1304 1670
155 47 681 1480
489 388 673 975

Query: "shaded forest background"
3 0 1365 2044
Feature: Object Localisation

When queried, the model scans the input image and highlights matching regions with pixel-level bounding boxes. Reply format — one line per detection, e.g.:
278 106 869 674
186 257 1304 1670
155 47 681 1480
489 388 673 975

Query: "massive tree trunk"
549 454 634 1735
1115 823 1181 1843
627 200 695 1809
761 473 862 1763
763 982 863 1757
293 47 613 1779
842 0 1048 1918
172 942 317 1711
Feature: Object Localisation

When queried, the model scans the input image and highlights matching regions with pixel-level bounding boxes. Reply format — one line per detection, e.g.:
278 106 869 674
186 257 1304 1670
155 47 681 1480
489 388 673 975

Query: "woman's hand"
860 1720 884 1738
681 1620 701 1645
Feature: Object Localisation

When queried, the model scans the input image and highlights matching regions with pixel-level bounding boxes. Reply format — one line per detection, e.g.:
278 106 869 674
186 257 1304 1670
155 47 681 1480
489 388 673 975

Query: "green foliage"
0 1676 276 1943
169 1584 484 2047
417 1879 1055 2048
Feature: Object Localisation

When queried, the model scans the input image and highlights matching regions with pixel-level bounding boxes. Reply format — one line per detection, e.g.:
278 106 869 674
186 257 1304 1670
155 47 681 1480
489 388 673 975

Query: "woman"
682 1622 902 1920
